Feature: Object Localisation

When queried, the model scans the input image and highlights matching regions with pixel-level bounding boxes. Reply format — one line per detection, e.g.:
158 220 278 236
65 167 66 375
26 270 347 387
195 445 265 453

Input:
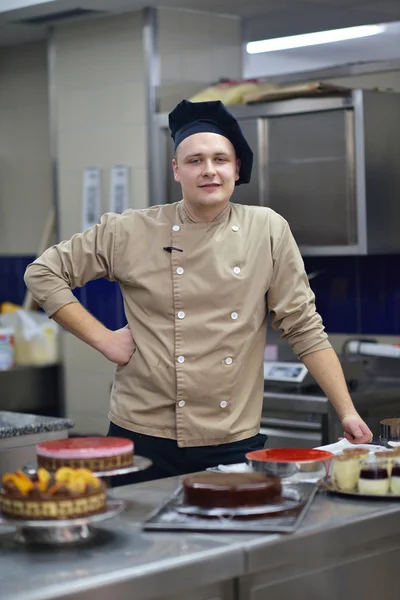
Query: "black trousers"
107 421 267 487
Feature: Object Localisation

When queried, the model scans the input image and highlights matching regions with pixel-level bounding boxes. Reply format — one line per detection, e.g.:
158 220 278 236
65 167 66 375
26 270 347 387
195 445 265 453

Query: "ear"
172 158 180 183
235 158 241 182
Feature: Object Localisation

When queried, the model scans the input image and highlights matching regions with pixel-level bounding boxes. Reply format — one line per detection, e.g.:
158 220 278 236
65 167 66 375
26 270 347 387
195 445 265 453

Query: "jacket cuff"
41 290 79 317
296 339 332 359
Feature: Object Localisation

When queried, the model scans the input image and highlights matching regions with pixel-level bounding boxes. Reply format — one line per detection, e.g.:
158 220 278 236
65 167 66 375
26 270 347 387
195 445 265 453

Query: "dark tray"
142 482 318 534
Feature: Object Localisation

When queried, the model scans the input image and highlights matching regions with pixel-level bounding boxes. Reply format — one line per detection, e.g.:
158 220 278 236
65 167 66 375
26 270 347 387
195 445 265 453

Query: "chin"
196 191 228 205
198 198 226 209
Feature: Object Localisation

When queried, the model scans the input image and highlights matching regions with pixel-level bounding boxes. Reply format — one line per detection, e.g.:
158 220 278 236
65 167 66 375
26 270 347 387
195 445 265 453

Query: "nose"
202 159 217 178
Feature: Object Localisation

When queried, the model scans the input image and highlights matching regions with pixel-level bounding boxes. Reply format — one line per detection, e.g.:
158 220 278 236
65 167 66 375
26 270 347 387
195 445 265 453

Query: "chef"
24 99 373 486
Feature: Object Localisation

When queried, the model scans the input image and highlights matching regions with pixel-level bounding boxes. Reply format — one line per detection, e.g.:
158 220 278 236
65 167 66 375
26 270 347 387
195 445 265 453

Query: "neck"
182 200 229 223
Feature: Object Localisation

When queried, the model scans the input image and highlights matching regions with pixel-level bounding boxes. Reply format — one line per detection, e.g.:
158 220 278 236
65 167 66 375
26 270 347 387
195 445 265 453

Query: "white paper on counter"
315 439 385 454
211 463 251 473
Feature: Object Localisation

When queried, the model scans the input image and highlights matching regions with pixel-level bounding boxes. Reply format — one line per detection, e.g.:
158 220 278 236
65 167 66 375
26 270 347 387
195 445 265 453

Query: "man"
24 99 372 486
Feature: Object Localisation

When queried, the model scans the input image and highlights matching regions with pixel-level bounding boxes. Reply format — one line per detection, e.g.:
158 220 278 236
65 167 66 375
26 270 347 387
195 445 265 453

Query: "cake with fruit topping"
0 467 106 520
36 436 134 472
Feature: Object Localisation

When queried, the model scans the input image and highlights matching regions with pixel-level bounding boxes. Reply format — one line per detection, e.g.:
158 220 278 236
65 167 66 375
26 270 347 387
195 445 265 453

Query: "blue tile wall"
304 254 400 336
78 279 127 331
0 256 126 330
1 254 399 335
0 256 36 306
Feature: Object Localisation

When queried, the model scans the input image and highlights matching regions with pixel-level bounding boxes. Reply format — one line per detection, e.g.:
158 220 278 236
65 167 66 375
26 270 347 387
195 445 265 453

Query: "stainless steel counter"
0 477 243 600
238 491 400 599
2 476 400 600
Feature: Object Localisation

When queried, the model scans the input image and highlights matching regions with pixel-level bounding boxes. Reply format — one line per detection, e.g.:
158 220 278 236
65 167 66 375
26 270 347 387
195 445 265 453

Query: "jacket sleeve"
24 213 118 317
267 219 331 359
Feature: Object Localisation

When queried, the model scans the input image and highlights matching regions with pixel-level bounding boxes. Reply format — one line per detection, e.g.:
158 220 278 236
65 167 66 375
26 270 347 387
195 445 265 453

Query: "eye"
216 157 228 162
188 159 200 164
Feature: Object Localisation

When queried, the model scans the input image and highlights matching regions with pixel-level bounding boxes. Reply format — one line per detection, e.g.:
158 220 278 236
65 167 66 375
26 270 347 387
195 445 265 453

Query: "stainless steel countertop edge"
6 541 244 600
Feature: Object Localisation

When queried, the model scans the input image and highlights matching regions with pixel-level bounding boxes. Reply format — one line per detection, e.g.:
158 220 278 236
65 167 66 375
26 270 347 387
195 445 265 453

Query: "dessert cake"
372 450 397 476
182 472 282 509
390 460 400 494
342 448 370 458
331 449 400 496
358 460 389 496
36 436 134 472
331 450 368 492
0 467 106 520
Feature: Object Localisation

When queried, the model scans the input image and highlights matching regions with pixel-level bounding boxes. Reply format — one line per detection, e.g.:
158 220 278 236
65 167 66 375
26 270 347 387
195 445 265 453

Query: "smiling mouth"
199 183 221 188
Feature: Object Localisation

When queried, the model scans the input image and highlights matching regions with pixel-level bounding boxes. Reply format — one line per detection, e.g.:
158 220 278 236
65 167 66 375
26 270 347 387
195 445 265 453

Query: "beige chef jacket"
24 200 331 447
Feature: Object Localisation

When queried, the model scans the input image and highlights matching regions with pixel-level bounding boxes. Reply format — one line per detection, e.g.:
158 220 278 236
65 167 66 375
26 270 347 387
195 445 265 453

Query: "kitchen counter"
0 411 73 439
0 411 74 477
1 475 400 600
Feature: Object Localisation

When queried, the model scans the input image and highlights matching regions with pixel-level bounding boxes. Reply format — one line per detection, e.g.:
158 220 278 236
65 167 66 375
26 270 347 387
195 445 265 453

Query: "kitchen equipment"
380 418 400 443
176 487 303 519
246 448 333 478
260 331 400 449
0 499 124 545
344 340 400 360
343 339 400 380
21 455 153 480
90 456 153 478
154 89 400 256
325 485 400 500
142 482 318 534
0 365 62 418
261 357 368 448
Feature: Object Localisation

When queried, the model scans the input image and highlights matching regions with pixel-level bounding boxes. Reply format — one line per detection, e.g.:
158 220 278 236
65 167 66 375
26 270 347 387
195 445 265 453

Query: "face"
172 132 241 211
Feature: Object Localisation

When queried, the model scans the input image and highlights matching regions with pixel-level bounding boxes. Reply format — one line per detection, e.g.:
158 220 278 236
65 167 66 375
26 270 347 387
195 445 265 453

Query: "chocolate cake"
182 472 282 509
36 437 134 472
0 467 107 520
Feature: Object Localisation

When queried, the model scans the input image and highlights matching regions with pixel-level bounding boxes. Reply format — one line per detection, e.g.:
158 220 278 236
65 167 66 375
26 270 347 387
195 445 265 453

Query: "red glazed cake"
0 467 107 520
36 437 134 472
182 472 282 509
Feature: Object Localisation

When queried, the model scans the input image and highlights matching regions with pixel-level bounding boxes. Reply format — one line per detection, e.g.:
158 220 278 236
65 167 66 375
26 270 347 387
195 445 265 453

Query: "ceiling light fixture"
246 24 386 54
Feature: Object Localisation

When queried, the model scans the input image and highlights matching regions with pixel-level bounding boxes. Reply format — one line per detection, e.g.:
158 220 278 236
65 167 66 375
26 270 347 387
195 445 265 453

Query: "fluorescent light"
246 24 386 54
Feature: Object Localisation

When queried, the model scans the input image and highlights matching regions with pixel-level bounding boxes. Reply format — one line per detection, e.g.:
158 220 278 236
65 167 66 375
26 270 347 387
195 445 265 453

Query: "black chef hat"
168 99 253 186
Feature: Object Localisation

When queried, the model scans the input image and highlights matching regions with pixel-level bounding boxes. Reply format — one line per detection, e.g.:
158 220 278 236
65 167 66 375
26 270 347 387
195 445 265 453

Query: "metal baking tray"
142 482 318 534
324 480 400 500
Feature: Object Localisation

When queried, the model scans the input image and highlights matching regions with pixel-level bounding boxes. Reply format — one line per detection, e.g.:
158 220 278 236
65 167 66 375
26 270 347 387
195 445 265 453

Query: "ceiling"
244 21 400 79
0 0 399 49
